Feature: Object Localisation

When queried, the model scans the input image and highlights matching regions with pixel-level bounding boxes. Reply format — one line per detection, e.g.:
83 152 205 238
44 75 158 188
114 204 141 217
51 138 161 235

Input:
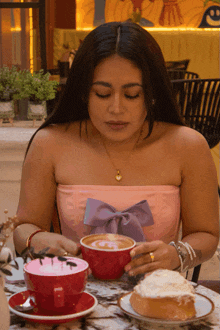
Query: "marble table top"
4 273 220 330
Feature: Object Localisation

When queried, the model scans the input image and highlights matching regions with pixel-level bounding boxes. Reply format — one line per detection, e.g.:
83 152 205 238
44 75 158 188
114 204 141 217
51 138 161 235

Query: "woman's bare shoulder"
159 123 215 176
159 122 209 150
31 122 81 147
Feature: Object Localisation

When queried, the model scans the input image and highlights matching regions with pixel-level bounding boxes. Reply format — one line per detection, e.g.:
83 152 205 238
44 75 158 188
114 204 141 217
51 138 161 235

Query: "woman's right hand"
30 232 80 257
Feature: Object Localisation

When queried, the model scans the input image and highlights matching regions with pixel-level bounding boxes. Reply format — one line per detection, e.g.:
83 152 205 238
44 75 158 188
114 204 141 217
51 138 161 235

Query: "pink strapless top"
56 185 181 244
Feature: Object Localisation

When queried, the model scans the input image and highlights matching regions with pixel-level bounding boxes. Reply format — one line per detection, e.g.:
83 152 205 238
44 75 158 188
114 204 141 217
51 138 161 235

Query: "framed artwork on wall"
76 0 220 29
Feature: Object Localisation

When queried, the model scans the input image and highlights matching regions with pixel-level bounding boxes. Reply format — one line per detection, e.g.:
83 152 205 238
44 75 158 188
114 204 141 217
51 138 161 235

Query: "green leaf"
58 256 67 262
66 261 77 267
45 253 55 259
36 257 44 265
10 262 19 270
38 247 50 255
20 247 30 256
1 67 58 101
0 224 4 233
14 259 19 269
0 65 19 100
0 268 12 276
7 254 12 263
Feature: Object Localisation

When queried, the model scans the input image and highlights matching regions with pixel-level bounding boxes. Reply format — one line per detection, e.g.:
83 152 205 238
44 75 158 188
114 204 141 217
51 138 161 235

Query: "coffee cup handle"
54 285 65 308
87 267 92 276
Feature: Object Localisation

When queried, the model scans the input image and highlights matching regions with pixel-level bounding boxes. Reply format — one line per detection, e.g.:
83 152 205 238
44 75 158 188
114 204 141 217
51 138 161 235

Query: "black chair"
167 70 199 80
171 78 220 282
171 78 220 150
165 59 190 71
184 71 199 80
58 60 70 78
190 265 201 283
47 68 60 75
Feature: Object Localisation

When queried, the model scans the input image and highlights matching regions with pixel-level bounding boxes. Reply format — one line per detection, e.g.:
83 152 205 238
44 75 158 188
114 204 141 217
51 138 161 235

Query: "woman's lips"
106 122 129 130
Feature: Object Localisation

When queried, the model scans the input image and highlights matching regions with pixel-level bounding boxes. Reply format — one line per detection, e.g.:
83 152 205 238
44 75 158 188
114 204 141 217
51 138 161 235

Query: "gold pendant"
115 170 122 182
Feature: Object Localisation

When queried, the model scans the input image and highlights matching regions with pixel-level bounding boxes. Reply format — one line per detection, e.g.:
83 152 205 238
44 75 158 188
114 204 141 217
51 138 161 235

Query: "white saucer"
118 292 215 325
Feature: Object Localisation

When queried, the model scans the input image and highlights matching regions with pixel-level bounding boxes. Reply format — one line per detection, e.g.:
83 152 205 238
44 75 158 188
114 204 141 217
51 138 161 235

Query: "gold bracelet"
26 229 45 249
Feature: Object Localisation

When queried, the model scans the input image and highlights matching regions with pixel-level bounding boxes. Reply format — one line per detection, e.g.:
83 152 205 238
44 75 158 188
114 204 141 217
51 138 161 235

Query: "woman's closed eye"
125 94 140 99
96 92 111 98
95 92 140 99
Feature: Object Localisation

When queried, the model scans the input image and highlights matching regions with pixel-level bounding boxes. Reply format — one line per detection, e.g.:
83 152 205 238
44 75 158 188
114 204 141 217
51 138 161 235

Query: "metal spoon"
14 295 36 312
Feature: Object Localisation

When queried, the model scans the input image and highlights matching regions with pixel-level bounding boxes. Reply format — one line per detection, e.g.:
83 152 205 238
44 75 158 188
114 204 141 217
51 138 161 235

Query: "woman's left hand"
124 240 180 276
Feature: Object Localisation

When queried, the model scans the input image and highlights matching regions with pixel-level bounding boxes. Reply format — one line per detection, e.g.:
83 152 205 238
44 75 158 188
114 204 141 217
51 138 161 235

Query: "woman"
14 22 219 277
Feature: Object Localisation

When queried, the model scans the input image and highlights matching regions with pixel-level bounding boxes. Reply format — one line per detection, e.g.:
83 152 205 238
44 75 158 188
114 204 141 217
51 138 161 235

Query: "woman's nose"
108 93 124 114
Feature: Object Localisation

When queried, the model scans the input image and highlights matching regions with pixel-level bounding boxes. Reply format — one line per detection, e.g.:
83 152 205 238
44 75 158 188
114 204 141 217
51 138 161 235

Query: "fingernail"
125 265 131 272
129 271 134 276
130 251 135 257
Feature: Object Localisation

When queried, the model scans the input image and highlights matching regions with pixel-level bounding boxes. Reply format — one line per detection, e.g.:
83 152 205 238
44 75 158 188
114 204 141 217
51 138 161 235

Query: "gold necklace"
101 128 143 182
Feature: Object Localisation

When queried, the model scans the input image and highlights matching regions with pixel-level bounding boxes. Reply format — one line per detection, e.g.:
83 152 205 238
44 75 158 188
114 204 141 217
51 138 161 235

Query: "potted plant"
0 66 19 125
14 69 58 124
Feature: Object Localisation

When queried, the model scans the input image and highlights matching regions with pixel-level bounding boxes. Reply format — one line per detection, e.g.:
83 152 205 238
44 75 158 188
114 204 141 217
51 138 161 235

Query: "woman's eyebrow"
92 81 143 88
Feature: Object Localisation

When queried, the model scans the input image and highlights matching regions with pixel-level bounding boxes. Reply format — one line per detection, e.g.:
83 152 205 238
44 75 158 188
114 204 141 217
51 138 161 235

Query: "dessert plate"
118 292 215 325
9 290 98 324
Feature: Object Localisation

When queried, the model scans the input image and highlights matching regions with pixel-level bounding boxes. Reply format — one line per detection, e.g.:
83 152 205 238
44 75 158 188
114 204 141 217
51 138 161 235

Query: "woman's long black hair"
25 21 184 155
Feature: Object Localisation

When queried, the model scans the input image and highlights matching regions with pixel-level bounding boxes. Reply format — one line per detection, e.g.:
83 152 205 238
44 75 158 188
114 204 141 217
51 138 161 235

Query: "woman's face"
88 54 147 143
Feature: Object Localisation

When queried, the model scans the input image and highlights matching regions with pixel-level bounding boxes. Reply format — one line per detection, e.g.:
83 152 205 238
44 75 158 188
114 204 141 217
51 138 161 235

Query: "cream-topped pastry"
130 269 196 320
134 269 195 299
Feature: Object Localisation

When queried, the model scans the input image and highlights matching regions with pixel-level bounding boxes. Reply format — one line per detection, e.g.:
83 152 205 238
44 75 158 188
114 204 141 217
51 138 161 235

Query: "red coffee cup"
80 234 136 280
24 256 89 315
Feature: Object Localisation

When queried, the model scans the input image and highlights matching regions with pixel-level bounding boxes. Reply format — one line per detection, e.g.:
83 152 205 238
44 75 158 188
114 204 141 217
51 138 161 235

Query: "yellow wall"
76 0 220 29
54 29 219 79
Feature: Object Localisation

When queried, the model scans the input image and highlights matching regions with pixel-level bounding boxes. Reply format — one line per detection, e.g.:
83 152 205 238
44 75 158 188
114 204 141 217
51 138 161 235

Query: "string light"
76 27 220 31
29 7 34 73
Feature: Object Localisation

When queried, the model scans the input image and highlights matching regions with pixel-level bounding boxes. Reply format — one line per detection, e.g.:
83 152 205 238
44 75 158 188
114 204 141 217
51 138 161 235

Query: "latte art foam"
91 240 119 250
81 234 135 251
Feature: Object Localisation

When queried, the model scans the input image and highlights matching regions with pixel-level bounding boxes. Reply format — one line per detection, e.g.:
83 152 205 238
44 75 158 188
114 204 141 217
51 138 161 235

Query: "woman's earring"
152 99 156 105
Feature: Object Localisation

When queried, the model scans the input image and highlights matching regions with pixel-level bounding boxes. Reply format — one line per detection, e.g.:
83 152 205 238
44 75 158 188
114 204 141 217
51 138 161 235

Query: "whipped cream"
134 269 195 300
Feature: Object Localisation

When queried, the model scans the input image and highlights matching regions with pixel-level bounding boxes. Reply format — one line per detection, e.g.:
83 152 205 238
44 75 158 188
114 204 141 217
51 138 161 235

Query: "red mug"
80 234 136 280
24 256 89 315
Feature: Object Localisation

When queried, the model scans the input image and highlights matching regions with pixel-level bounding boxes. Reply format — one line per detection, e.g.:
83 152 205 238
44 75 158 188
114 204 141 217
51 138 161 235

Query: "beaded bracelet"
26 229 45 249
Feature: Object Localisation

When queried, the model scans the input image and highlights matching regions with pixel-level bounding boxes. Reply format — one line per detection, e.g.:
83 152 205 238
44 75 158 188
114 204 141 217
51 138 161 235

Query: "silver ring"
149 252 155 262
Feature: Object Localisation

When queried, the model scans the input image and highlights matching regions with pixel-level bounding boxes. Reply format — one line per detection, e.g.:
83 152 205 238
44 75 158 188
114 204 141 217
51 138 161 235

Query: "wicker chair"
171 78 220 282
165 59 190 71
171 78 220 150
167 70 199 80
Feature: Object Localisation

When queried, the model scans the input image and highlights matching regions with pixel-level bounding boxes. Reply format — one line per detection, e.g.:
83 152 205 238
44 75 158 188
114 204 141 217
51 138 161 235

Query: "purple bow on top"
84 198 154 242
